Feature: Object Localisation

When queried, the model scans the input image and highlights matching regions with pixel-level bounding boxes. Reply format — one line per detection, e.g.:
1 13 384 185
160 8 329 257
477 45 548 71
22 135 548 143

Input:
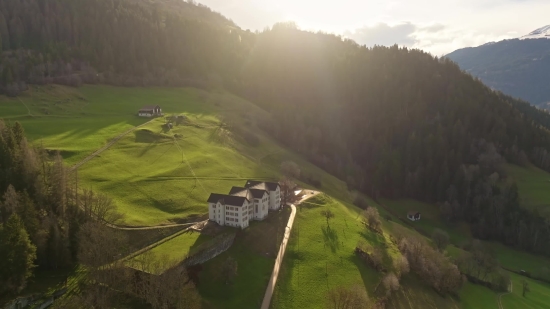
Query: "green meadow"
129 230 211 274
272 194 381 309
4 85 550 308
506 163 550 218
501 271 550 309
199 207 292 309
1 85 346 226
380 198 472 245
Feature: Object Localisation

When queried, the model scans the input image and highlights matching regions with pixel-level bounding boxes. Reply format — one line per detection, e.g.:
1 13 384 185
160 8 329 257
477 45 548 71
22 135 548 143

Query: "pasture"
1 85 346 226
198 207 292 309
501 271 550 309
128 230 211 274
506 163 550 218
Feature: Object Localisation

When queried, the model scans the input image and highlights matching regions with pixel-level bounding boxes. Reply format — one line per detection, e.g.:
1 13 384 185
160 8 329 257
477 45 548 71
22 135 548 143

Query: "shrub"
242 130 260 146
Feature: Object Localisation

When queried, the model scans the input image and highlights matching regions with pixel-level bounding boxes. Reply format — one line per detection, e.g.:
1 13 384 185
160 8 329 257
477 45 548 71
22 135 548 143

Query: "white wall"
269 186 281 210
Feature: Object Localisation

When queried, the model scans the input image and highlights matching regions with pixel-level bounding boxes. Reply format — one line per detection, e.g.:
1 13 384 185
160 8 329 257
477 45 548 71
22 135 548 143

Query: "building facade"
208 180 281 229
138 105 162 117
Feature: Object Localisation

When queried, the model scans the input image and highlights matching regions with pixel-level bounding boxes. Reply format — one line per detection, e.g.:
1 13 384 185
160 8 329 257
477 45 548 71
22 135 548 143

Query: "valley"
2 85 550 308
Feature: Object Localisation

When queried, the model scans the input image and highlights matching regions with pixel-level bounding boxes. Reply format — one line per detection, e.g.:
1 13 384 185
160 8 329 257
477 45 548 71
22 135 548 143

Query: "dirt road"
261 191 319 309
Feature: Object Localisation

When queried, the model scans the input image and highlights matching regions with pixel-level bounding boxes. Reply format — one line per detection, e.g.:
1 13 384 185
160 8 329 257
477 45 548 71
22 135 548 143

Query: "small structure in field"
407 211 421 221
138 105 162 117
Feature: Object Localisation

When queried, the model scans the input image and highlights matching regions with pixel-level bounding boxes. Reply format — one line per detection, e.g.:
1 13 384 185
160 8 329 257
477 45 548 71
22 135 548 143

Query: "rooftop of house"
229 186 267 199
139 105 160 111
245 180 279 191
207 193 248 207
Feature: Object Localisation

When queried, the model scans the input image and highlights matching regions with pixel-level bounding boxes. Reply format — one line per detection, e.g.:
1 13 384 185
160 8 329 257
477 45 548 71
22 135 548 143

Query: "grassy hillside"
4 85 550 309
272 194 382 309
1 85 348 226
501 271 550 309
506 163 550 218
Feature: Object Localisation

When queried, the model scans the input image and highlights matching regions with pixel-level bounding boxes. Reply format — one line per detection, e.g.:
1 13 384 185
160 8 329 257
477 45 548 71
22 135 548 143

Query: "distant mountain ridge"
521 25 550 40
446 25 550 108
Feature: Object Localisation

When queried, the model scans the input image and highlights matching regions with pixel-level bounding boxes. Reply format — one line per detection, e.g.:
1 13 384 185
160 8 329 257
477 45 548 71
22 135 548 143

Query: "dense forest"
0 121 201 307
1 0 550 257
0 120 82 295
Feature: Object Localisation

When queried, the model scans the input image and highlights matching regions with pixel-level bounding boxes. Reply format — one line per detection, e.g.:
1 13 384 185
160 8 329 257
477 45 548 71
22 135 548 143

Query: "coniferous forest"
1 0 550 261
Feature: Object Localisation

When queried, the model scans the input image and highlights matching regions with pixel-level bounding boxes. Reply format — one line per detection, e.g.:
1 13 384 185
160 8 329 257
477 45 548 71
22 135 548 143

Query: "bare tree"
321 210 335 226
363 207 381 232
281 161 301 179
77 221 128 271
522 279 530 297
394 256 410 278
431 229 449 252
327 284 371 309
280 161 300 206
0 185 19 224
381 273 400 297
80 189 124 224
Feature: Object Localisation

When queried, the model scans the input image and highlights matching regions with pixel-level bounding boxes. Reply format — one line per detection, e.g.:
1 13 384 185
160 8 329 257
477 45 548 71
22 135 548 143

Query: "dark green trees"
0 214 37 294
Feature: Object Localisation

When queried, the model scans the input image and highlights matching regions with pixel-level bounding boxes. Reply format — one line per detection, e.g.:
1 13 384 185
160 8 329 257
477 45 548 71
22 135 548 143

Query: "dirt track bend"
498 281 513 309
261 191 320 309
69 119 155 172
67 118 207 230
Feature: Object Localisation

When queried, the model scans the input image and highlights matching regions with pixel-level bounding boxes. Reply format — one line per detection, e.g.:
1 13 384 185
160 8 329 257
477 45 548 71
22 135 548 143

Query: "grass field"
506 163 550 218
459 282 499 309
501 271 550 309
128 230 211 274
198 207 292 309
1 85 349 226
489 242 550 275
381 198 472 246
270 194 482 309
5 85 550 308
271 194 380 309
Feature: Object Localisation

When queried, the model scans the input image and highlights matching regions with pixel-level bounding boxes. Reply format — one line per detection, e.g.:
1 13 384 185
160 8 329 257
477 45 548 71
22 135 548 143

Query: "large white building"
208 180 281 229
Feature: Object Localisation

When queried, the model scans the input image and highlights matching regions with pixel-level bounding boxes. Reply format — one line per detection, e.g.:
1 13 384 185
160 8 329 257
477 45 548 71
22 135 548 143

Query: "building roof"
207 193 248 207
207 193 227 203
229 186 267 200
245 180 279 191
228 187 252 200
222 195 248 206
249 188 267 199
139 105 160 112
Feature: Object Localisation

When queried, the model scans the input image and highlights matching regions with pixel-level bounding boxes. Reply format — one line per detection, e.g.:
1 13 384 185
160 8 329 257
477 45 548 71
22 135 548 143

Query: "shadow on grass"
321 225 340 253
349 254 381 292
299 201 323 210
188 232 216 256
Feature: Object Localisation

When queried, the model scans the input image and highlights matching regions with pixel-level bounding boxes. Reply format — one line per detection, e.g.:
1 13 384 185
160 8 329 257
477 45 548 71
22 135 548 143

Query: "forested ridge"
2 0 550 257
446 39 550 108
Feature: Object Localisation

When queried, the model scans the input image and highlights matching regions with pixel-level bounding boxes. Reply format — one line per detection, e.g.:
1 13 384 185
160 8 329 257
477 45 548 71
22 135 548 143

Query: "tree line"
236 26 550 257
0 121 201 307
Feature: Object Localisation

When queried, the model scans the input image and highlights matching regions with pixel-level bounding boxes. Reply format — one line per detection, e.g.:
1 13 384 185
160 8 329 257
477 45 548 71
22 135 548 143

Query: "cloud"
421 24 446 33
344 23 418 47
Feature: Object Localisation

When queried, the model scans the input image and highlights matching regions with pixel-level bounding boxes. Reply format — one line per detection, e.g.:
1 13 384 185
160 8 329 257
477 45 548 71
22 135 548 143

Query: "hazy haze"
197 0 550 55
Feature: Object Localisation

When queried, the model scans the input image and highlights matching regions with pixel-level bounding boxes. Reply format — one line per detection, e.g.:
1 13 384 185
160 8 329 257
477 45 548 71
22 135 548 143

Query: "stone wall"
181 233 236 267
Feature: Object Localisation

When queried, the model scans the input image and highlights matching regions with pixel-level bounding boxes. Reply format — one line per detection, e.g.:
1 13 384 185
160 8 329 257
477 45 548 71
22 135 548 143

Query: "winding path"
497 281 513 309
66 118 204 230
261 191 319 309
69 119 154 172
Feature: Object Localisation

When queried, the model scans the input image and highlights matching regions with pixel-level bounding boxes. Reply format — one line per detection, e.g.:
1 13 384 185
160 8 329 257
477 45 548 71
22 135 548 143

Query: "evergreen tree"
0 214 37 294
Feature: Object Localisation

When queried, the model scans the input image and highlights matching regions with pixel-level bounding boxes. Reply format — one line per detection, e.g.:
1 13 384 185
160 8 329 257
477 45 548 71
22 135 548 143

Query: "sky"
196 0 550 55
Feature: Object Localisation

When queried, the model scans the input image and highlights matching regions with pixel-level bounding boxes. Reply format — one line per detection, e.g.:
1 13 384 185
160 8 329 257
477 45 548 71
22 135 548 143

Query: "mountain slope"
446 27 550 108
521 25 550 40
